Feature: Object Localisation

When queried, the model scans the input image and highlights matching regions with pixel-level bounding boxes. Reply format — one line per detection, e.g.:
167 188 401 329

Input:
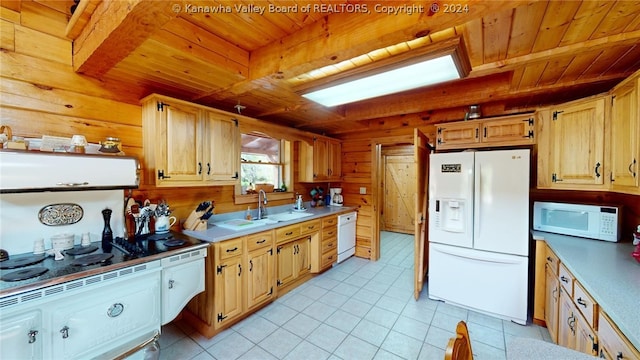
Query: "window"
240 133 283 194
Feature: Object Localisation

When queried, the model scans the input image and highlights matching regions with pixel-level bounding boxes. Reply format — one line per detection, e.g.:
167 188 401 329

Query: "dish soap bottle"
245 206 252 220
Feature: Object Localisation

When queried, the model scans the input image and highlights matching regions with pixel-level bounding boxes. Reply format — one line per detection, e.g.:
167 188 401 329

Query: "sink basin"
214 218 277 231
266 211 314 222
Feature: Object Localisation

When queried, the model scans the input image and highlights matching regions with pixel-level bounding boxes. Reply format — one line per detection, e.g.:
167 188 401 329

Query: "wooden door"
413 129 429 300
557 287 577 349
436 121 480 149
482 115 535 145
552 98 605 185
575 313 597 356
159 102 203 183
328 139 342 180
214 256 243 329
294 238 311 278
204 112 239 182
276 242 295 287
313 137 329 180
382 147 415 234
611 81 639 188
246 246 274 311
545 266 560 343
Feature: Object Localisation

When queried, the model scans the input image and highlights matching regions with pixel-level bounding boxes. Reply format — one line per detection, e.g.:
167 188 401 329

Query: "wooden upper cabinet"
610 73 639 194
203 111 239 182
435 113 535 150
537 96 607 190
141 94 239 187
299 136 342 182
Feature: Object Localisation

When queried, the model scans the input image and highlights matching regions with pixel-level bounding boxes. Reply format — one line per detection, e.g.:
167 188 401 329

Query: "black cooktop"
0 231 204 293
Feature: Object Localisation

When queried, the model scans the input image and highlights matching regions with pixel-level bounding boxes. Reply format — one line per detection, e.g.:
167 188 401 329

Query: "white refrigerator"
428 149 530 324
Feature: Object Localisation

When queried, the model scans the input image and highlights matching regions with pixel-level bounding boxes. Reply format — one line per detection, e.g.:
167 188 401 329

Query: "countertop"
532 231 640 350
183 205 357 243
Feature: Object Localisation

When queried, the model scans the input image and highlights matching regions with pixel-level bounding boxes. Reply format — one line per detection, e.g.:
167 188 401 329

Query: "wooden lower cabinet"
246 232 275 311
598 311 640 360
214 252 243 329
277 237 310 288
545 264 560 343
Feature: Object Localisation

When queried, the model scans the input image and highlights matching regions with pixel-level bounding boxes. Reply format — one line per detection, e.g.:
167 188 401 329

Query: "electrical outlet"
359 187 366 194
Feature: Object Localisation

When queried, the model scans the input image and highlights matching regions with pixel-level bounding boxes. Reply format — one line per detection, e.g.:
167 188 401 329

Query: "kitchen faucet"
257 189 268 219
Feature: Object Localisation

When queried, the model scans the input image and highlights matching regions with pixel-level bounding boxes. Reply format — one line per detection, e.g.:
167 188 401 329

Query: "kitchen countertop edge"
183 206 357 242
532 230 640 351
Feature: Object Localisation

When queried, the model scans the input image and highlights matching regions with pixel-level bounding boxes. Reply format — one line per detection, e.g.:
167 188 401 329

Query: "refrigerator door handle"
474 162 481 243
433 245 524 265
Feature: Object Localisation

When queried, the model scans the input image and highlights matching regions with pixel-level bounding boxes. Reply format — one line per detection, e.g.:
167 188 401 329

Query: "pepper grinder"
101 208 113 252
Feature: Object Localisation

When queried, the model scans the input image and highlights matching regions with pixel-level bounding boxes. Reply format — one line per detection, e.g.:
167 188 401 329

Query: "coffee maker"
329 188 343 206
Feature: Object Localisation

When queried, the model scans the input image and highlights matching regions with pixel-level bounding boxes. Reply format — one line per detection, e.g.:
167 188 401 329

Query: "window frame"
234 132 293 205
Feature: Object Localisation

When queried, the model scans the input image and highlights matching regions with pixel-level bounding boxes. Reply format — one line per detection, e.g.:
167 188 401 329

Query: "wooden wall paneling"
14 24 71 64
19 1 68 39
0 19 15 51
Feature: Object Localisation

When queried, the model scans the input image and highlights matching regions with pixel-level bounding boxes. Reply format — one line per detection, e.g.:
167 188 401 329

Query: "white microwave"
533 201 620 242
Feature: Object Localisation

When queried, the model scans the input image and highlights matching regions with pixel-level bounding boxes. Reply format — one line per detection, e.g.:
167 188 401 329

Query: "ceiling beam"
470 29 640 78
72 0 178 77
203 1 525 102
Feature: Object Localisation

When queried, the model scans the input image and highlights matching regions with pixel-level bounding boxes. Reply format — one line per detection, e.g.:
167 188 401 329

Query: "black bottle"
101 208 113 252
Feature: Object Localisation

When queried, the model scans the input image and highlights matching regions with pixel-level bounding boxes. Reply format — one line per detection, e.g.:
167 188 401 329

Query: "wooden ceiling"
66 0 640 135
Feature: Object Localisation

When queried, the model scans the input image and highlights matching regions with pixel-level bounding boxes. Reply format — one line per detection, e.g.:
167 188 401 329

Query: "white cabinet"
0 310 43 360
161 249 206 325
50 271 161 359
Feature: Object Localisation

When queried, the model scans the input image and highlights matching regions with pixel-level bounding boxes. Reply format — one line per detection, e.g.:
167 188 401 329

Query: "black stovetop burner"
70 253 114 266
0 255 45 270
1 267 49 282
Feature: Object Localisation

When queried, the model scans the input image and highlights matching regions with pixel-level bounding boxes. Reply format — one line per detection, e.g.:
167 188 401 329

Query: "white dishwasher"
337 212 357 263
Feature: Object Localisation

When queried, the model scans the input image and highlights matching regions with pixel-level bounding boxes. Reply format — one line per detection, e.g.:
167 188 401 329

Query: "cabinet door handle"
207 163 211 175
198 162 202 174
238 264 242 276
576 297 587 307
249 259 253 272
28 330 38 344
560 276 569 284
630 159 637 177
475 128 479 138
60 326 69 339
594 162 601 178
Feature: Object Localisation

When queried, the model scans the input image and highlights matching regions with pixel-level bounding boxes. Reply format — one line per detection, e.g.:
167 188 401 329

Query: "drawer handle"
546 256 553 262
257 239 266 244
286 231 293 236
576 297 587 307
60 326 69 339
28 330 38 344
226 247 238 252
308 226 315 229
616 351 623 360
560 276 569 283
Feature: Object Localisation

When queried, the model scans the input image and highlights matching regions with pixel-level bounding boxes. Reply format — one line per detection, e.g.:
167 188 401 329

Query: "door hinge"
232 118 238 126
277 246 281 254
524 130 534 139
437 138 442 145
277 279 282 286
524 117 534 126
268 287 273 295
268 248 273 255
158 170 171 180
216 264 227 274
217 313 227 322
232 172 239 179
437 127 442 134
552 110 563 121
157 102 169 112
551 173 563 182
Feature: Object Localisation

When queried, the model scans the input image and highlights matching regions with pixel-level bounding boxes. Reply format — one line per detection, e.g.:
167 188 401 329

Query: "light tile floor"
158 231 551 360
